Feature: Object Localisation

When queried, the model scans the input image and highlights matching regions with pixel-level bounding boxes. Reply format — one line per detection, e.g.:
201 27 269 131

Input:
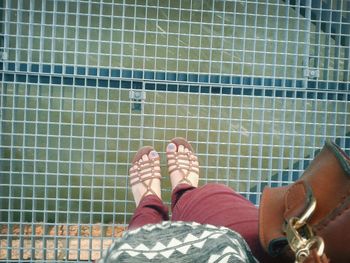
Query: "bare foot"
166 138 199 190
129 147 162 206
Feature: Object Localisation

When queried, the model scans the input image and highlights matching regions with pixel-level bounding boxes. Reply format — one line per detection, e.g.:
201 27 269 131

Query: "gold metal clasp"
295 196 317 227
285 196 325 263
295 236 325 262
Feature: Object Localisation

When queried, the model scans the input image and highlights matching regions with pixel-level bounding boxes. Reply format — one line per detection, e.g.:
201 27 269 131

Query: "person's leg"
127 146 169 230
128 195 169 230
166 139 271 262
165 137 200 214
171 183 268 260
166 137 199 191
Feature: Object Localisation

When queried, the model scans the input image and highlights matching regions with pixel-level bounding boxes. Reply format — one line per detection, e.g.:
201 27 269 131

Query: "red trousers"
128 183 271 262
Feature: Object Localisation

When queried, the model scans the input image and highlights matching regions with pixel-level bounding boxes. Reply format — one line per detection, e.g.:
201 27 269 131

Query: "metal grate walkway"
0 0 349 261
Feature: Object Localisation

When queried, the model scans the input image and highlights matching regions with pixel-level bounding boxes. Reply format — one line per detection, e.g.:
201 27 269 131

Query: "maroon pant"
128 183 271 262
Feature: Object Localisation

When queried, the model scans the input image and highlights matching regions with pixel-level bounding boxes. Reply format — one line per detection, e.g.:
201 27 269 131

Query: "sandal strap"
167 151 199 187
129 156 160 179
168 166 198 175
129 154 161 204
130 174 162 186
132 156 160 165
139 182 158 201
167 151 198 160
167 152 199 168
129 167 161 181
177 177 193 185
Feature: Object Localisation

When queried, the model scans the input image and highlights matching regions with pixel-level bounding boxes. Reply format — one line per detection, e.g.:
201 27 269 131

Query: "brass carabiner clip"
285 196 325 263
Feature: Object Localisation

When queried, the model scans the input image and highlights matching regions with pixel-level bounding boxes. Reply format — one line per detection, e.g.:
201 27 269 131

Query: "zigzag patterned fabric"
98 221 258 262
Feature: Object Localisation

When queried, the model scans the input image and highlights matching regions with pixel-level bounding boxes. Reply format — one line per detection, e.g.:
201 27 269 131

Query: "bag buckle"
285 196 325 263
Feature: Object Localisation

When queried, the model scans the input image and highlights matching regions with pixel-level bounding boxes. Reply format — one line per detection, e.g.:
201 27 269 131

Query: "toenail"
168 143 175 150
150 151 158 157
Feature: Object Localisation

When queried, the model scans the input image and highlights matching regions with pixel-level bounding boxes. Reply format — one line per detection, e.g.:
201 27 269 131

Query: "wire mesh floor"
0 223 124 260
1 0 349 261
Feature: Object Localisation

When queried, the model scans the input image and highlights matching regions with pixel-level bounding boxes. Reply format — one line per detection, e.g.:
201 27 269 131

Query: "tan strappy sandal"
129 146 162 206
166 137 199 188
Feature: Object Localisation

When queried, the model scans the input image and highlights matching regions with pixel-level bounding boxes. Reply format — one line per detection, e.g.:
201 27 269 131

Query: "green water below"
1 0 349 224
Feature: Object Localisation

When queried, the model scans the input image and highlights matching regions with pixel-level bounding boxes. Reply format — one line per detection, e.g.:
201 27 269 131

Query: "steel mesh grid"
1 0 349 261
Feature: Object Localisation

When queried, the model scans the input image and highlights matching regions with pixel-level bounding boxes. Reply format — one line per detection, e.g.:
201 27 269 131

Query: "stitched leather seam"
284 182 306 219
259 189 267 248
314 194 350 232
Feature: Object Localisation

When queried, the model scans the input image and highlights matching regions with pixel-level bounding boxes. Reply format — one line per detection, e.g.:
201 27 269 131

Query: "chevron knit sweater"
98 221 258 262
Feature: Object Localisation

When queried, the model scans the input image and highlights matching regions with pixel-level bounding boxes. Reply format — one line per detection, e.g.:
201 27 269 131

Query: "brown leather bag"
259 141 350 263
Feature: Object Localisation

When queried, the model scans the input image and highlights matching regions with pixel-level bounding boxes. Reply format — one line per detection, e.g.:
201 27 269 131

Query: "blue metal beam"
288 0 349 47
1 62 350 100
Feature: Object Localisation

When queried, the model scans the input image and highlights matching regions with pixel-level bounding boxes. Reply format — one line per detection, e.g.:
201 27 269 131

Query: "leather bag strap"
259 141 350 262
